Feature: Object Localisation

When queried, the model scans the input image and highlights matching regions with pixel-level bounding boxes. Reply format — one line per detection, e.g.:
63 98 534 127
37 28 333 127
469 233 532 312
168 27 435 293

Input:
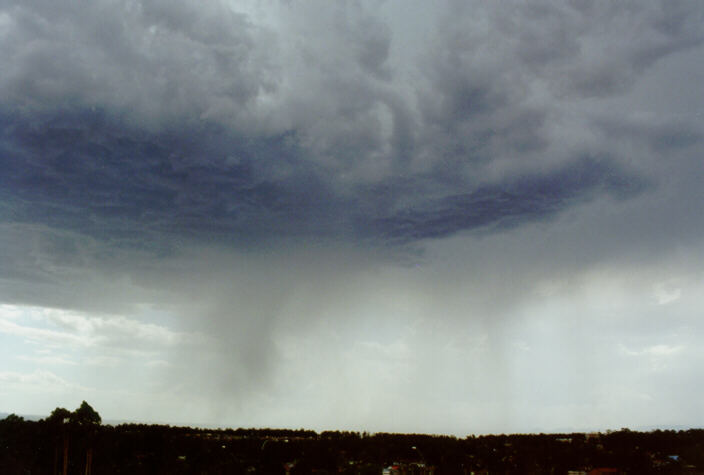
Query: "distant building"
382 462 434 474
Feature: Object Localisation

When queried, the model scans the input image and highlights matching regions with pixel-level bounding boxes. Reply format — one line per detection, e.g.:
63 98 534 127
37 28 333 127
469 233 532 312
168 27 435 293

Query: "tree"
47 407 72 426
46 408 72 475
45 402 102 475
2 413 25 424
71 401 101 475
72 401 101 427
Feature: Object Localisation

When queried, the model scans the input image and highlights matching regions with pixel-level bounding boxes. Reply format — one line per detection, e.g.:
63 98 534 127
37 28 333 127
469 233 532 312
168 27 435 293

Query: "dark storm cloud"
0 110 330 247
0 0 701 255
0 108 648 250
369 158 648 243
0 0 700 277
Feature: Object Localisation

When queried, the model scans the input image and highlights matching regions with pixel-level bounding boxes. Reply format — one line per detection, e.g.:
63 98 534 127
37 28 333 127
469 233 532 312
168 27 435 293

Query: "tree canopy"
72 401 101 427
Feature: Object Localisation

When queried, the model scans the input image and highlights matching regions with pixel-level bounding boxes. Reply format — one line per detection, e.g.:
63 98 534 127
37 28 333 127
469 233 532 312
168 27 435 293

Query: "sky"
1 0 703 436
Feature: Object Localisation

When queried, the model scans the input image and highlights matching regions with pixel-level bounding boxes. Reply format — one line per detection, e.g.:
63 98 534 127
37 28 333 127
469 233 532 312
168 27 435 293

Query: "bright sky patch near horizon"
1 0 703 436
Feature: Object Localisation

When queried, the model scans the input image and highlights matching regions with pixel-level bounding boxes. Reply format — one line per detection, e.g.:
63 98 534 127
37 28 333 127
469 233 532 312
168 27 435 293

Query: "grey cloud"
0 0 699 299
3 0 698 194
528 0 704 98
1 0 272 129
368 158 649 243
415 0 704 175
0 107 650 254
0 110 329 243
591 115 702 153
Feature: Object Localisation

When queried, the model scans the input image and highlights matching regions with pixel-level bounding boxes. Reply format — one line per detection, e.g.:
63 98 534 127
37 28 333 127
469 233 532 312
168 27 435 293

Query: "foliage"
72 400 102 426
48 407 72 425
1 408 704 473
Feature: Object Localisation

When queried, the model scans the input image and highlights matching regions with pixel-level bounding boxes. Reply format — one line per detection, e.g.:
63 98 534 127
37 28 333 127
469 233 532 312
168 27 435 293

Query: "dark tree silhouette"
71 401 101 475
44 402 101 475
47 407 72 475
3 409 704 473
72 401 101 427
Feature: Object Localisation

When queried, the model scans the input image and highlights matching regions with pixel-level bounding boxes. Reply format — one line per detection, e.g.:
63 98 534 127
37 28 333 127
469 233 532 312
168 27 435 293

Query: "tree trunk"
84 447 93 475
62 437 69 475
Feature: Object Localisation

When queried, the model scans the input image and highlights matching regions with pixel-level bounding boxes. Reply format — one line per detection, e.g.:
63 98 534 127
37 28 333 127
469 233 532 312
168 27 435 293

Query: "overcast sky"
1 0 703 435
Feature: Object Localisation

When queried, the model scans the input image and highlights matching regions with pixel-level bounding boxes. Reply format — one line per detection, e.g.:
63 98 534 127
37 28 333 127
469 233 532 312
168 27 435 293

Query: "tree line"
1 405 703 473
